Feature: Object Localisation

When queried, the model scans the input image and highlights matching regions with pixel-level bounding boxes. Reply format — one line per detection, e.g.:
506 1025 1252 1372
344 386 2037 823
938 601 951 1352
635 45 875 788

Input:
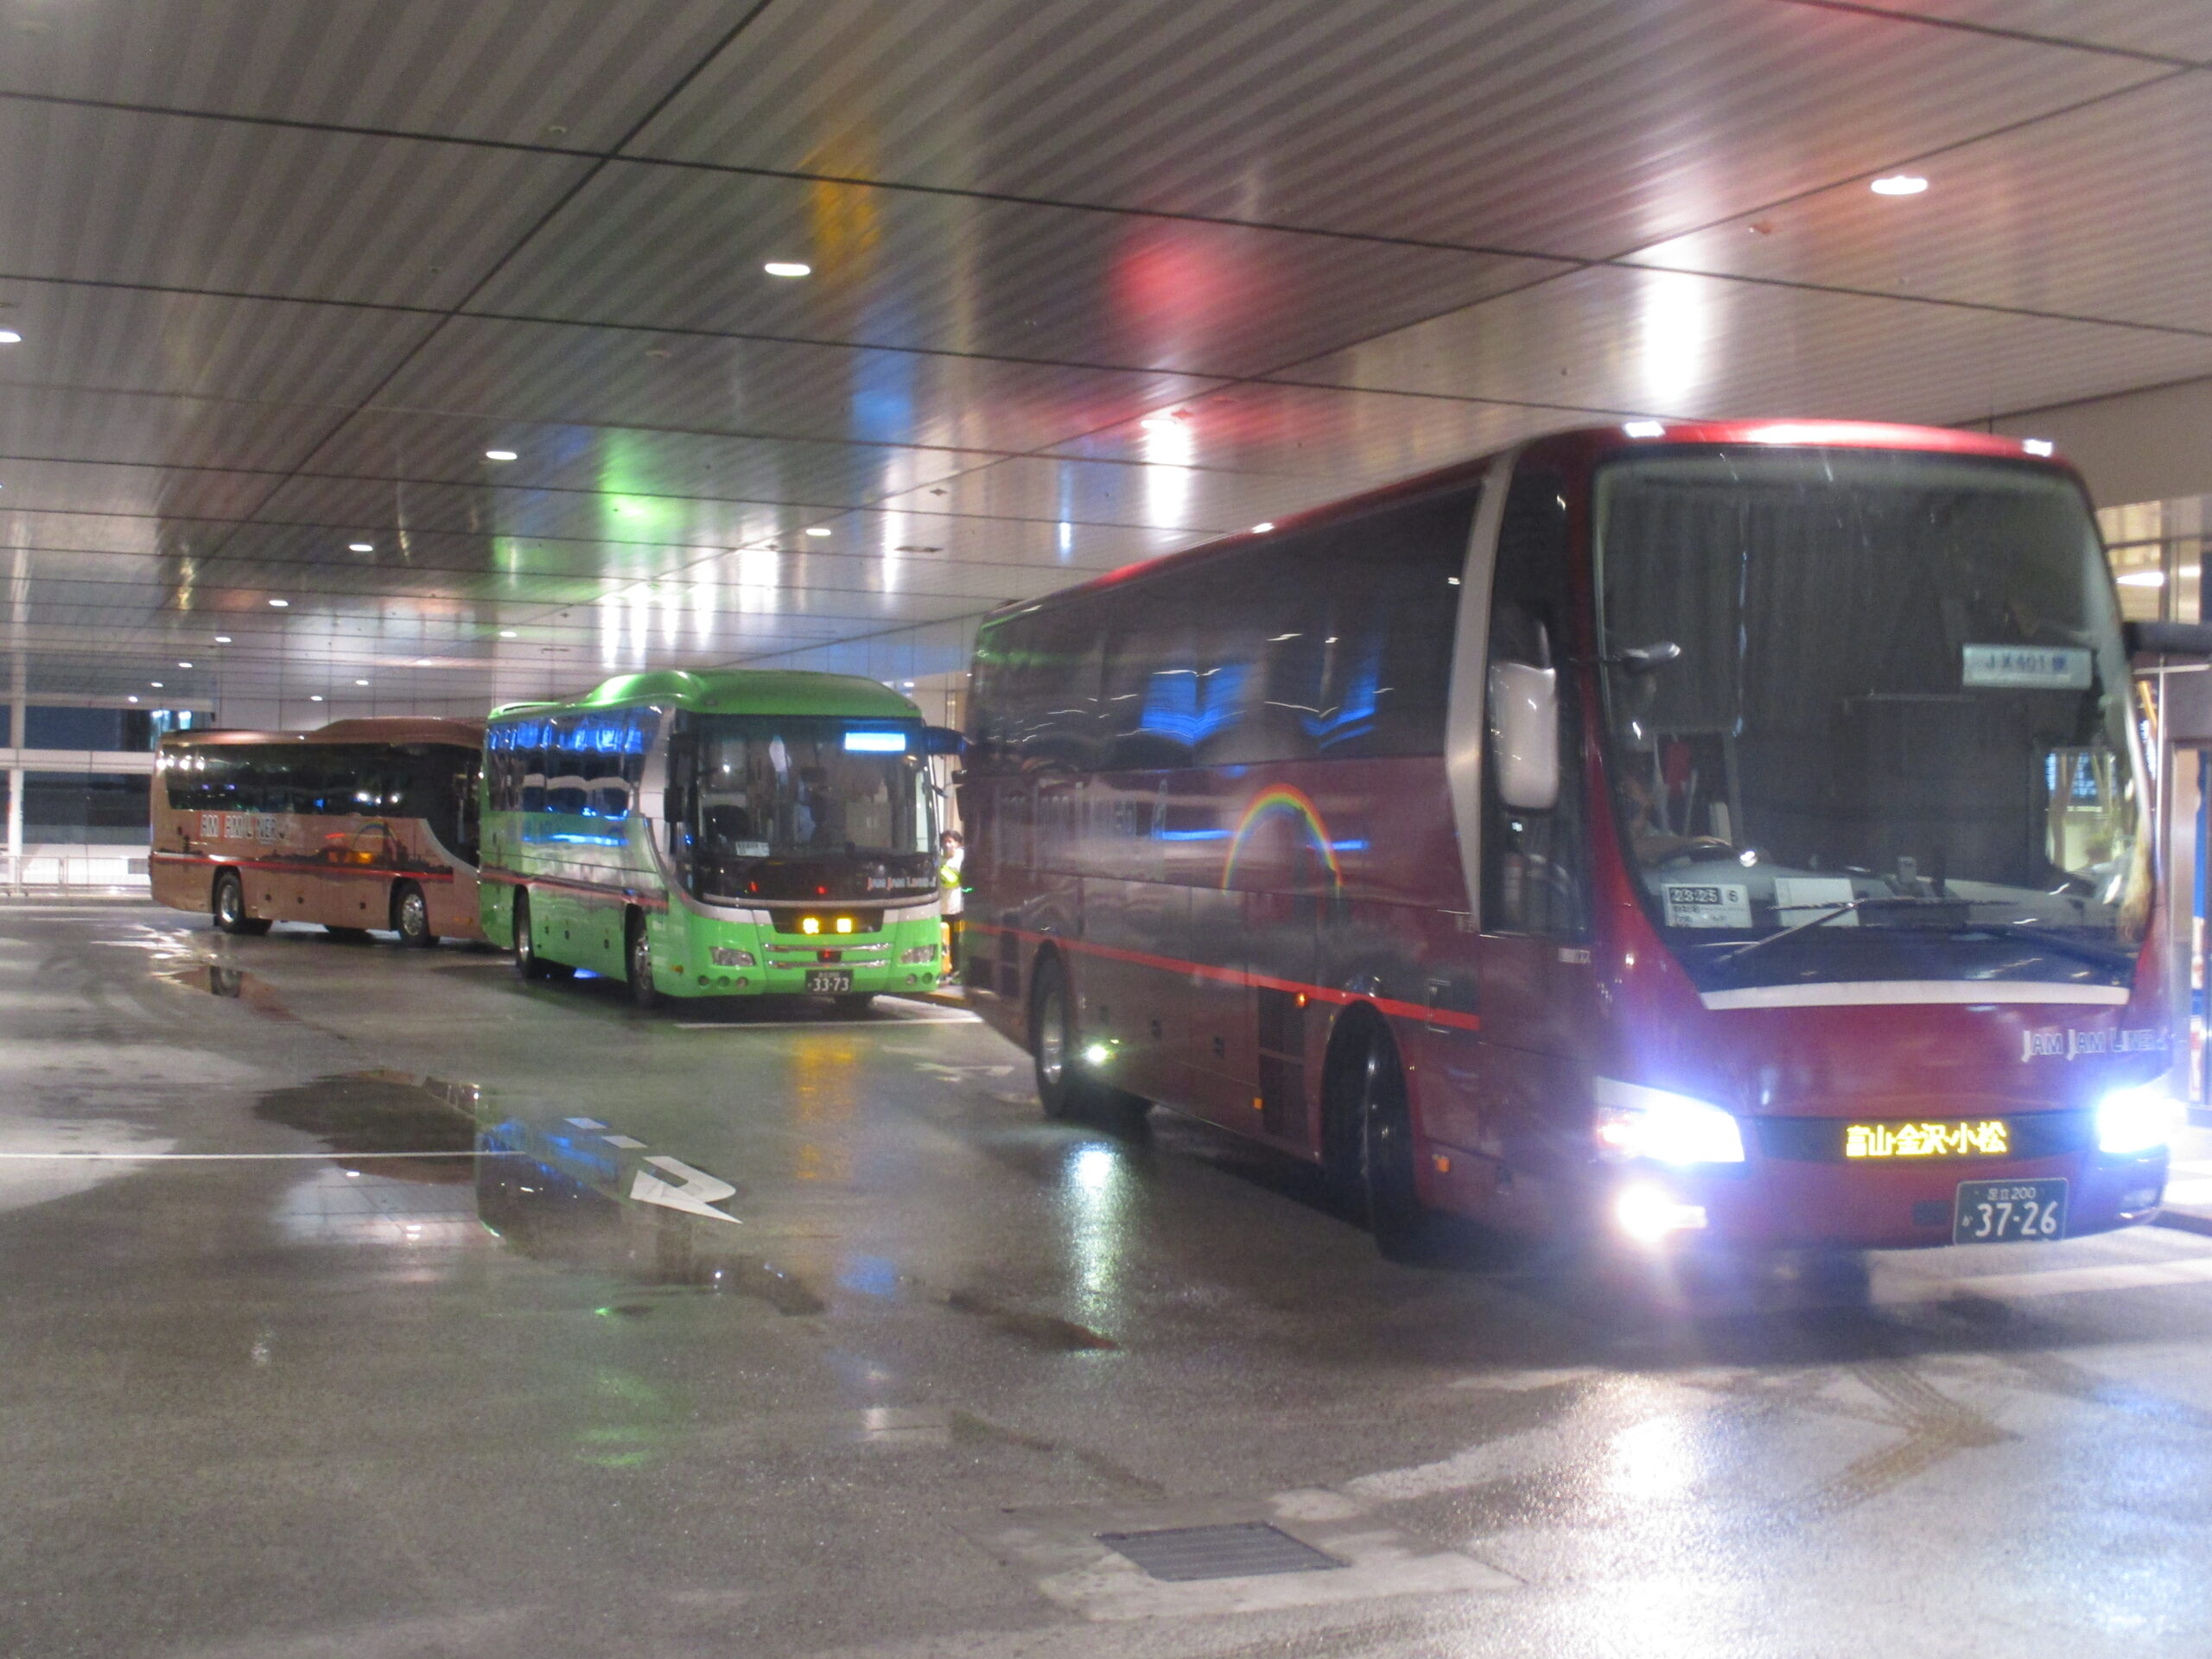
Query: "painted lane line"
629 1155 741 1224
565 1116 607 1129
600 1134 647 1150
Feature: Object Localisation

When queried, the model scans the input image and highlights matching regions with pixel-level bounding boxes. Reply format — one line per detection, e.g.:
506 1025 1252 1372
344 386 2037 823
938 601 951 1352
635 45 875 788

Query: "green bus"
478 669 955 1009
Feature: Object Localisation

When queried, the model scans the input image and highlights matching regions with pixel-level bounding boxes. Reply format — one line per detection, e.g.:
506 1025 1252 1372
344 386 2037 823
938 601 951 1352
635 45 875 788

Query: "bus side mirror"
923 726 966 756
1489 661 1560 811
2124 620 2212 658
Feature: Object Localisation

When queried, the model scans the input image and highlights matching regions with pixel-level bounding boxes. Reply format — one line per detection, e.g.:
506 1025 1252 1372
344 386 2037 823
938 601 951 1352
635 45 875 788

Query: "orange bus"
149 717 484 944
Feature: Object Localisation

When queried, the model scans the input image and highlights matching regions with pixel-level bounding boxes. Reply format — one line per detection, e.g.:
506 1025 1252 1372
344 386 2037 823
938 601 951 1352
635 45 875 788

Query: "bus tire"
1029 954 1086 1121
391 881 437 948
625 912 660 1011
212 871 270 937
1352 1022 1433 1262
512 892 570 982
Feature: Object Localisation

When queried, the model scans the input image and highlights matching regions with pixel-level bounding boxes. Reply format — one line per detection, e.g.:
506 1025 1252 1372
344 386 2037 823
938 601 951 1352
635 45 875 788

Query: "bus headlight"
1593 1078 1745 1165
2096 1083 2183 1156
1614 1181 1709 1241
900 944 938 964
709 947 756 969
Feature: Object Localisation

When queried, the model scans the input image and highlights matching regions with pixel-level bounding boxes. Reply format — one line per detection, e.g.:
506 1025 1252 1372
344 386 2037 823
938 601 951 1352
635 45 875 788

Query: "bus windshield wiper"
1713 894 1965 966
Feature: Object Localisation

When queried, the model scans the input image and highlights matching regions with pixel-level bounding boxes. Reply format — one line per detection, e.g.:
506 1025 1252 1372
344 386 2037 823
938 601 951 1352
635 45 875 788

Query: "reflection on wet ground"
154 960 291 1015
256 1070 480 1167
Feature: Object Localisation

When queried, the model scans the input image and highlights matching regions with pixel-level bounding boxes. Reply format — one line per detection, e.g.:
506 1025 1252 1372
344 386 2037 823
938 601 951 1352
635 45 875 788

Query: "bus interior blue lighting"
843 731 908 753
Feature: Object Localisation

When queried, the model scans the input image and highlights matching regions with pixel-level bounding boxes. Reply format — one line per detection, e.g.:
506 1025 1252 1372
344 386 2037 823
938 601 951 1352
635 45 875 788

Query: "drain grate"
1097 1522 1346 1582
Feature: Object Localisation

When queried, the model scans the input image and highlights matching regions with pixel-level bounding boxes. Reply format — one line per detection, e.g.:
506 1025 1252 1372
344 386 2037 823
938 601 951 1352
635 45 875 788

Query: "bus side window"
1482 471 1588 939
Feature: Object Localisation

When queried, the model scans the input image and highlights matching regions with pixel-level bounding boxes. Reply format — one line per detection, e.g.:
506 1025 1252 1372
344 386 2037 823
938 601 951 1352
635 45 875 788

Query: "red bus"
961 419 2197 1260
149 718 484 945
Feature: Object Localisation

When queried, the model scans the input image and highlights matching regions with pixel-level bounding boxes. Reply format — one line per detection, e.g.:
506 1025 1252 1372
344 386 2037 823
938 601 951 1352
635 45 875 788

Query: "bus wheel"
391 881 437 949
512 893 569 982
833 993 876 1017
1355 1026 1433 1262
212 871 270 937
1029 956 1082 1119
625 912 660 1011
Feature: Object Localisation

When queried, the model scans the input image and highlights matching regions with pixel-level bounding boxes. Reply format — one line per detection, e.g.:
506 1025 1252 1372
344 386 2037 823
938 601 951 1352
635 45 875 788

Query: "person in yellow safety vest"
938 830 965 979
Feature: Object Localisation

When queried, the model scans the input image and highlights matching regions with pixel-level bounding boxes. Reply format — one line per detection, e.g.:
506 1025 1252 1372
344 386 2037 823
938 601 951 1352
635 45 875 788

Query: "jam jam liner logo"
2021 1027 2168 1061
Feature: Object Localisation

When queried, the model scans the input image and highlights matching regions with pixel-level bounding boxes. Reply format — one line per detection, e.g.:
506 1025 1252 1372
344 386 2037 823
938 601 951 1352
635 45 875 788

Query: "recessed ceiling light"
126 695 139 703
309 694 325 702
485 448 518 461
499 628 518 638
1623 420 1667 438
214 635 232 643
149 681 163 689
2022 438 2055 457
1251 522 1274 534
805 526 831 537
268 598 289 607
177 661 192 668
1870 174 1928 196
354 678 370 686
0 330 19 345
763 261 811 278
415 658 433 666
348 541 373 552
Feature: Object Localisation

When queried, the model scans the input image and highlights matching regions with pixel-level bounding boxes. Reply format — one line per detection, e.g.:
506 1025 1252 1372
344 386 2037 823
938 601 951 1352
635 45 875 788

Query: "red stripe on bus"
149 851 459 882
967 920 1481 1033
477 866 670 912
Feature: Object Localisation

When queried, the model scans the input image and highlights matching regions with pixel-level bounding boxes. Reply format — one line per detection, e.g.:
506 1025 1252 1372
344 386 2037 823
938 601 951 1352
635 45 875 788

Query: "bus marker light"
1615 1182 1707 1242
1433 1154 1452 1173
801 917 821 934
836 916 855 933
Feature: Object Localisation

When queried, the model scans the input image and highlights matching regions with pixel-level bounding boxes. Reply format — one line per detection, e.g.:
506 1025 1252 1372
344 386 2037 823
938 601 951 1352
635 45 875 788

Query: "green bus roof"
489 668 922 722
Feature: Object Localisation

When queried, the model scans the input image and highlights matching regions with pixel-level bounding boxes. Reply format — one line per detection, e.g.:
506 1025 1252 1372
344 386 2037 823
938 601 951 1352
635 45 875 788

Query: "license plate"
804 969 853 994
1953 1178 2068 1244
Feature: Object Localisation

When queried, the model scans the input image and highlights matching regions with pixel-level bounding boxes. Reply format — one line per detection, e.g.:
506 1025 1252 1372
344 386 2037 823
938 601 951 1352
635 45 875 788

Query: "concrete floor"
3 900 2210 1659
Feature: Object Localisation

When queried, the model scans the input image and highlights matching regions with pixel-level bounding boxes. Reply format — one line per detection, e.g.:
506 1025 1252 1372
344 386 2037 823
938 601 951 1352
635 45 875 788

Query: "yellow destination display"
1845 1121 2010 1159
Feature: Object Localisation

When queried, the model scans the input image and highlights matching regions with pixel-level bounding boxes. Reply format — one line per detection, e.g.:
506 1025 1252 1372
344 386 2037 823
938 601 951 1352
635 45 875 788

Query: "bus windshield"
1594 448 2147 995
676 715 934 900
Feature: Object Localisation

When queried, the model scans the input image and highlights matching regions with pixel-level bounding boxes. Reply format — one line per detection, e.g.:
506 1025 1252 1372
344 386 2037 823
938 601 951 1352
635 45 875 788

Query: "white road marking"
0 1150 480 1160
600 1134 646 1150
629 1155 741 1223
564 1116 607 1129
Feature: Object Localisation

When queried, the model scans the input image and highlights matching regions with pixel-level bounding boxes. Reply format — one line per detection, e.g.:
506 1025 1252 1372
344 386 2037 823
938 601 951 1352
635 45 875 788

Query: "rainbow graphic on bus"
1220 784 1345 893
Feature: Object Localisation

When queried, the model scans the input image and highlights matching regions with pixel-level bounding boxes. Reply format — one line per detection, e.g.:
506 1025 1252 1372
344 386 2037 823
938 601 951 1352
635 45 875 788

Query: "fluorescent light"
805 526 831 537
268 598 289 607
0 330 18 345
763 261 811 277
2117 571 2166 588
2021 438 2054 457
842 730 907 753
1623 420 1667 438
1139 415 1181 431
485 448 518 461
499 629 518 638
1251 521 1274 533
348 541 373 552
1871 174 1929 196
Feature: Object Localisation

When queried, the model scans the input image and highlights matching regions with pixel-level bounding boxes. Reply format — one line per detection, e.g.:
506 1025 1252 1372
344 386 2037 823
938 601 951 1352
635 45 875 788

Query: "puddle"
156 962 295 1018
944 1287 1118 1352
254 1071 480 1182
475 1116 826 1313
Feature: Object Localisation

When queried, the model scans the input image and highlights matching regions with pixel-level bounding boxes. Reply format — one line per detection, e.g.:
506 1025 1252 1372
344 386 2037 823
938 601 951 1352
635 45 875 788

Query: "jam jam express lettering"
1845 1121 2010 1158
2021 1026 2168 1061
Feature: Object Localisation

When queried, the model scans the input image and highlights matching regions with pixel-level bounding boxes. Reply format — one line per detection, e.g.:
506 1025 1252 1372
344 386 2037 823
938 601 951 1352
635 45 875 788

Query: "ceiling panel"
0 385 343 474
868 454 1350 534
1279 265 2212 424
631 0 2159 256
296 411 997 514
371 315 1229 454
0 0 748 149
1623 73 2212 334
1838 2 2212 61
0 101 594 308
471 162 1569 376
0 281 442 407
0 459 272 524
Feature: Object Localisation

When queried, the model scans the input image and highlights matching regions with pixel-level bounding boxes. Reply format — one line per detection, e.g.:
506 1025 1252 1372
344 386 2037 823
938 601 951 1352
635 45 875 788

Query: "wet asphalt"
2 900 2209 1659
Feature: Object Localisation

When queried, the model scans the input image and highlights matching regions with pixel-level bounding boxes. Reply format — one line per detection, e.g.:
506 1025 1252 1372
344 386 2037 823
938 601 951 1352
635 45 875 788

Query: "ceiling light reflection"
1871 174 1929 196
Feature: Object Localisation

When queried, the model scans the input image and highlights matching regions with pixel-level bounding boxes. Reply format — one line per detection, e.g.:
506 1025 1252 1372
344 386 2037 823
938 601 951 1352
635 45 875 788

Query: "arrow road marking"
629 1155 741 1224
